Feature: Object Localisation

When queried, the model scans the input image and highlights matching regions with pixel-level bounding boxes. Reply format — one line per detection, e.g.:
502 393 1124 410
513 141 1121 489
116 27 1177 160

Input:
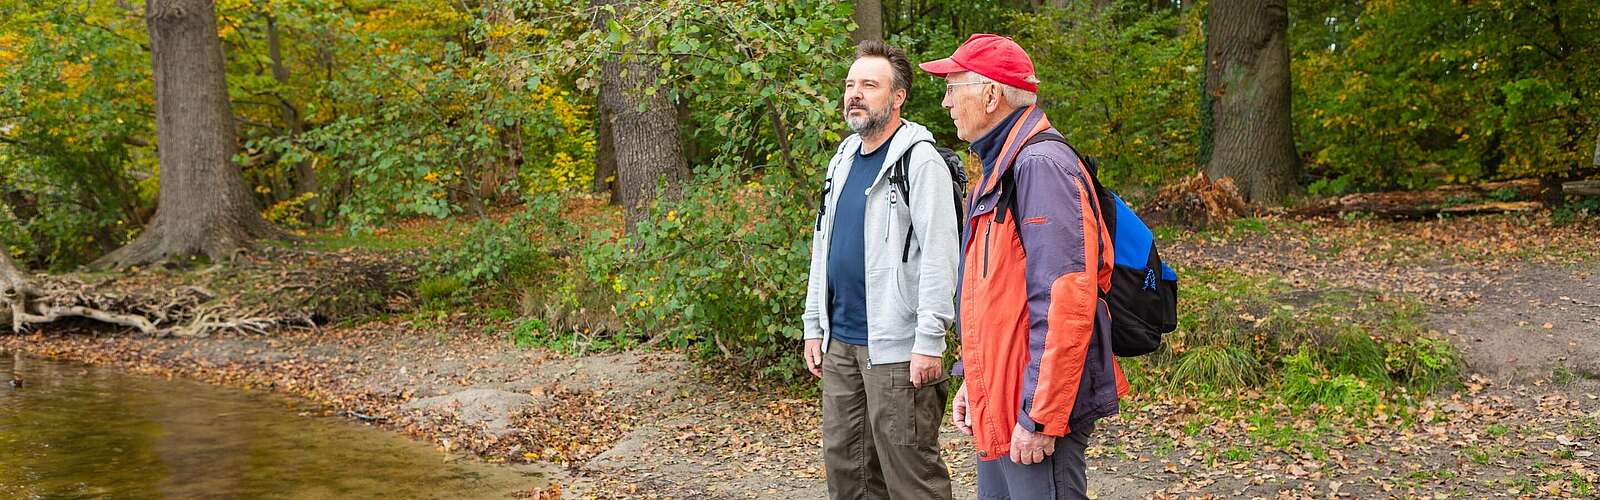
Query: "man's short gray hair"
973 74 1040 108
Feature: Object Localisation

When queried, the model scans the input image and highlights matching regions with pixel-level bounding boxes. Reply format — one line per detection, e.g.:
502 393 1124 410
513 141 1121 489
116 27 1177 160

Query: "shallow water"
0 352 544 499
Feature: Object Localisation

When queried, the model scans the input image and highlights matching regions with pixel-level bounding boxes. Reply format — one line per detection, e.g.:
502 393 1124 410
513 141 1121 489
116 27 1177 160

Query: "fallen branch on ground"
1565 180 1600 197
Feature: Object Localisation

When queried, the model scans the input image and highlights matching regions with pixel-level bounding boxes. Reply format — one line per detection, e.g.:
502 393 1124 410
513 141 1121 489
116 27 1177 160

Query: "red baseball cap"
918 34 1037 93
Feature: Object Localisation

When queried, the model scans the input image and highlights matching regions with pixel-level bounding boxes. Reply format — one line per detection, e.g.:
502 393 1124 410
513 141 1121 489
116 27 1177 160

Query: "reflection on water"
0 352 545 499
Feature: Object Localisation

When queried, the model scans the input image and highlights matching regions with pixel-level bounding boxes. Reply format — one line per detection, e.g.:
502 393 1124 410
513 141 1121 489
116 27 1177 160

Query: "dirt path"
4 214 1597 498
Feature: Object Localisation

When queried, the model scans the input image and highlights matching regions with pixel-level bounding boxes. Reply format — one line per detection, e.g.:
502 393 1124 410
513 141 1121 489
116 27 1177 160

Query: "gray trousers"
822 340 953 500
974 419 1096 500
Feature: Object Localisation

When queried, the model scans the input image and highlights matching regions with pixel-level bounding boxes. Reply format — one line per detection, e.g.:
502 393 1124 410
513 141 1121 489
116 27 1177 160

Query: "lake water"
0 351 546 499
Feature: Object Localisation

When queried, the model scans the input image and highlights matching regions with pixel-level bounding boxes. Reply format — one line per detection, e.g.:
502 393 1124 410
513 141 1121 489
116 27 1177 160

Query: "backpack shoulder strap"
892 140 936 193
894 139 938 263
997 132 1066 225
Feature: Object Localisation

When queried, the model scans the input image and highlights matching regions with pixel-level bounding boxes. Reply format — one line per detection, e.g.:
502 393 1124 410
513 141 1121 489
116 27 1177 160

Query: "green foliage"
0 1 153 269
302 12 595 229
539 0 856 381
263 193 318 230
1552 197 1600 224
416 275 465 307
428 195 566 288
1293 0 1600 191
1170 345 1258 391
508 318 548 348
1013 0 1205 193
1384 335 1461 393
1279 350 1383 409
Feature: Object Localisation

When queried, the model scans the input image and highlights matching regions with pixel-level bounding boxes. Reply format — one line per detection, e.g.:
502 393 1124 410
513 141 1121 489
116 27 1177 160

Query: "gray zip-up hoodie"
802 119 960 364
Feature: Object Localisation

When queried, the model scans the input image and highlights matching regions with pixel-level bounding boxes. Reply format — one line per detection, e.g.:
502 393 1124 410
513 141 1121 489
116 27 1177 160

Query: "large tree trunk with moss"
95 0 277 269
852 0 882 42
595 2 690 234
1201 0 1299 205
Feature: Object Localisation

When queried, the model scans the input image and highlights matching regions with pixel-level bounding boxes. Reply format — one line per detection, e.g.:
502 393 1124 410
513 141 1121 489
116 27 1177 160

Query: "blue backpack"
1002 132 1179 357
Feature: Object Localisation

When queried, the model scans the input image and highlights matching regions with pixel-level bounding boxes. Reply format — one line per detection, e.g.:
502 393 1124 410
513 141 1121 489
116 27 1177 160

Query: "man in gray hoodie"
802 40 961 500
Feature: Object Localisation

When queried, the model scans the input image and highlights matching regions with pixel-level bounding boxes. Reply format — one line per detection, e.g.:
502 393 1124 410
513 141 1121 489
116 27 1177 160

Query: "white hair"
973 74 1040 108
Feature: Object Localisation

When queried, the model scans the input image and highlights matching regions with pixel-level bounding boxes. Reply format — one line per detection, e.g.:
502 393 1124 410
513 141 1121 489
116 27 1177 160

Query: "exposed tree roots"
3 247 412 338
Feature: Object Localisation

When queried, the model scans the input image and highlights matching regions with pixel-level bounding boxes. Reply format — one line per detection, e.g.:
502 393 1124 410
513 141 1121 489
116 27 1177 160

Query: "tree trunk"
265 11 321 225
595 1 689 233
1202 0 1299 205
1592 130 1599 168
852 0 883 42
593 92 620 204
1 249 34 327
0 251 31 303
93 0 277 269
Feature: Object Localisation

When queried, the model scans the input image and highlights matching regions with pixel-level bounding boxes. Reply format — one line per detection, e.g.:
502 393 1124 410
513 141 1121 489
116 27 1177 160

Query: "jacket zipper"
883 186 892 242
982 217 993 277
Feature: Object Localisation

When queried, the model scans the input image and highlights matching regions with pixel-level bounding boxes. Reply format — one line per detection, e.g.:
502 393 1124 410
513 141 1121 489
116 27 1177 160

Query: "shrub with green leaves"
427 194 569 289
0 3 153 269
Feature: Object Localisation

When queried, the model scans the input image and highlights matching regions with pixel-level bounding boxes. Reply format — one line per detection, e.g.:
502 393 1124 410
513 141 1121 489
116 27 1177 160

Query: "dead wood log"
1564 180 1600 197
1293 200 1540 219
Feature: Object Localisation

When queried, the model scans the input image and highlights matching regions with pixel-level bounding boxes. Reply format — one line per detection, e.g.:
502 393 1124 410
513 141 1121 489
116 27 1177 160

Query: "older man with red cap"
921 34 1129 499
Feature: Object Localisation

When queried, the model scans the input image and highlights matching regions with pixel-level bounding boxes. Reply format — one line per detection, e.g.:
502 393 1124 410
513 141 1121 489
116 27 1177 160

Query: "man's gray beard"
846 105 891 137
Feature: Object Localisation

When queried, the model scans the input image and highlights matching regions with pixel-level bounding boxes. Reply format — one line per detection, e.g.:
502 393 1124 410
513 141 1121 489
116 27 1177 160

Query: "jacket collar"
971 106 1053 197
971 107 1028 176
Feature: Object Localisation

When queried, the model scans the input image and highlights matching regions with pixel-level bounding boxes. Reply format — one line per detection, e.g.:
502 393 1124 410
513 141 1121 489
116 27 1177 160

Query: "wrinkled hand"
1009 424 1056 465
950 384 972 435
909 353 942 387
804 339 823 378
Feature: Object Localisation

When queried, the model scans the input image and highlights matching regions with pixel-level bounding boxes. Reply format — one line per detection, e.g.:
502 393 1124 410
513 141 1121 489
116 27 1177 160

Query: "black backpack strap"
998 131 1113 257
894 140 935 262
1007 132 1114 285
997 133 1066 225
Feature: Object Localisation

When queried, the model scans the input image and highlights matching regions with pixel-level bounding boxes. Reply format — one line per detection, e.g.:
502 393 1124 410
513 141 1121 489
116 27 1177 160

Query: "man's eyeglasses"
944 81 990 96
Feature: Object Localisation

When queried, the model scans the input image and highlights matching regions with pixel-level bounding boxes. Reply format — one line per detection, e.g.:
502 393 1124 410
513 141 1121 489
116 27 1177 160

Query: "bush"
1149 267 1460 402
416 275 464 308
427 195 568 289
583 178 817 381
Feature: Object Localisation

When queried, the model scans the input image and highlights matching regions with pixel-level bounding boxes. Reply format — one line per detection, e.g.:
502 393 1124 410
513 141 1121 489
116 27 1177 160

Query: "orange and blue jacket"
954 106 1129 461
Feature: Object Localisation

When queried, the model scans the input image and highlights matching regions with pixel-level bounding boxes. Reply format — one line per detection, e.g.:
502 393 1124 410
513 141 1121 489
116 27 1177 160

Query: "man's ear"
984 86 1001 114
893 88 907 112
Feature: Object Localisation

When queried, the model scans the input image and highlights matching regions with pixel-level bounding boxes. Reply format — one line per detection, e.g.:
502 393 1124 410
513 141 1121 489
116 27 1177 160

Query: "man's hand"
909 353 943 387
804 339 823 378
1009 424 1056 465
950 384 972 435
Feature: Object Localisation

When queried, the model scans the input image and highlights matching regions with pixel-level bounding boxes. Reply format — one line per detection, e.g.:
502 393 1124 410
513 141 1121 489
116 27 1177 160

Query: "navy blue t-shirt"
827 139 891 346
